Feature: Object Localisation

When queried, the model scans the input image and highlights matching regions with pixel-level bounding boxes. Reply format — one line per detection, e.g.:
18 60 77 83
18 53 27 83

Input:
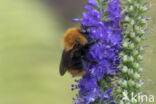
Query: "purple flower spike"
72 0 123 104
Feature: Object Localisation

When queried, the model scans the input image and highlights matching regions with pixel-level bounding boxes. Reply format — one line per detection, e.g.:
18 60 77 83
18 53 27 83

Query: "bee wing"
59 49 71 76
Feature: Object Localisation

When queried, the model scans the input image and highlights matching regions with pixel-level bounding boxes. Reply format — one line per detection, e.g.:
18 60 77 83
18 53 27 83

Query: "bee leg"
82 56 97 64
84 39 101 49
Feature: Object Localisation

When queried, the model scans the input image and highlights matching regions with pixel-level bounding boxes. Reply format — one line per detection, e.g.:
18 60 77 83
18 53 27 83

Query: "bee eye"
81 28 90 34
81 29 86 33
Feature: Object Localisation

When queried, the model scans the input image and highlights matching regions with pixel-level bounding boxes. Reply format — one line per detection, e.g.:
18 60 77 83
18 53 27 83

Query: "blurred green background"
0 0 155 104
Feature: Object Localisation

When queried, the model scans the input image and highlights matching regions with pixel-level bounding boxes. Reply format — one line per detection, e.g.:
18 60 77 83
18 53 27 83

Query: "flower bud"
129 43 135 50
119 52 125 57
130 19 135 25
139 6 148 13
140 18 147 26
123 55 128 63
118 79 123 85
124 30 130 36
139 29 145 36
128 69 134 76
138 67 143 72
122 80 128 88
137 55 143 61
134 26 140 32
133 50 139 56
124 16 130 23
136 83 142 89
128 5 134 12
133 73 141 80
134 37 141 44
123 41 129 49
129 56 134 63
133 63 140 70
128 80 135 87
122 66 128 73
130 32 135 39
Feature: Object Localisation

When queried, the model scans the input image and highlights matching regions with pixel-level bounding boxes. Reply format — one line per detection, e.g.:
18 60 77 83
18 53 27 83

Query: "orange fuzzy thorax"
63 27 88 51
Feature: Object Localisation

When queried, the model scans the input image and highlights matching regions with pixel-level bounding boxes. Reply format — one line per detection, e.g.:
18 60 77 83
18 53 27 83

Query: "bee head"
80 25 97 41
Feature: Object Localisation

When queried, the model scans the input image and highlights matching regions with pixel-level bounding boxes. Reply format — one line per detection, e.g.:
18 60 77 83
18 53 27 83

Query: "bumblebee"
59 26 99 76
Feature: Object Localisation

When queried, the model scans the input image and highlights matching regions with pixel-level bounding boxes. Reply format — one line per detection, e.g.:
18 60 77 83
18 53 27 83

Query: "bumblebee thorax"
63 27 88 51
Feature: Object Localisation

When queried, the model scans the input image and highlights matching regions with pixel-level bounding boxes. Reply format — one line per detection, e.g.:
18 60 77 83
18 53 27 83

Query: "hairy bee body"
59 27 98 76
